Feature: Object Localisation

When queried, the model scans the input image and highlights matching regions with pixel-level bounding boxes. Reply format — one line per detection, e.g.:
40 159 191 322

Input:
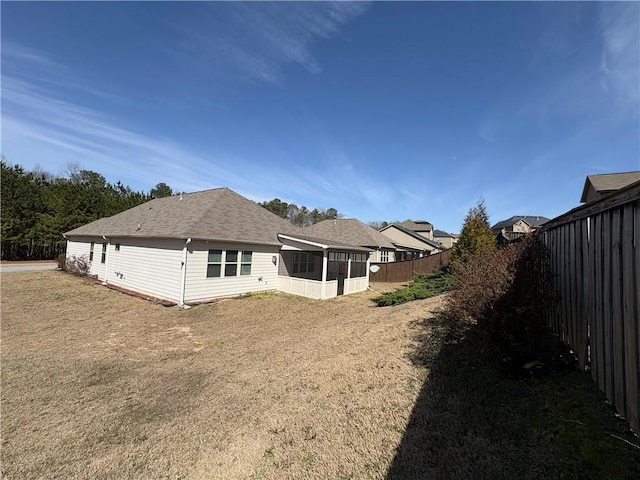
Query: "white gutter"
278 233 329 249
179 238 192 308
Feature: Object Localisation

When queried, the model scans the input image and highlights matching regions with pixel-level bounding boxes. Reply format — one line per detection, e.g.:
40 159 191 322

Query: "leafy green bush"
373 269 455 306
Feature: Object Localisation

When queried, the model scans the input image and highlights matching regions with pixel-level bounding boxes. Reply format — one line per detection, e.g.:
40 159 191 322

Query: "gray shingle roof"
491 215 550 230
277 233 373 252
580 171 640 202
305 219 395 249
381 224 445 250
434 229 457 237
65 187 299 245
399 219 433 231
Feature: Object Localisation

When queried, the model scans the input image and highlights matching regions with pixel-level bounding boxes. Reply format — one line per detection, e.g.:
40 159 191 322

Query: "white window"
207 249 253 278
101 243 107 264
89 242 94 261
225 250 238 277
240 251 252 276
207 249 222 278
380 250 389 262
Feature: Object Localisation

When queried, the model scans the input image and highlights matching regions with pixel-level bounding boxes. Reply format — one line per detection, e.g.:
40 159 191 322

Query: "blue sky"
2 1 639 233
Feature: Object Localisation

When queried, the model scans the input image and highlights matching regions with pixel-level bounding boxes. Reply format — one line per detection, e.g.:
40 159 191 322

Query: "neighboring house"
580 171 640 204
64 188 372 304
491 216 550 235
491 215 550 245
398 219 434 240
379 224 444 261
305 218 396 263
433 229 459 249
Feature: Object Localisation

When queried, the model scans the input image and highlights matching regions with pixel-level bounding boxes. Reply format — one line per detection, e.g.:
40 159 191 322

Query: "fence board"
569 222 577 350
611 208 625 416
594 214 605 391
371 249 451 283
577 218 587 368
560 224 571 343
631 202 640 430
541 189 639 434
603 211 614 401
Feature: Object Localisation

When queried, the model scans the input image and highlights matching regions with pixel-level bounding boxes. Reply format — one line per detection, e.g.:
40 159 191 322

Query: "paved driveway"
0 263 58 273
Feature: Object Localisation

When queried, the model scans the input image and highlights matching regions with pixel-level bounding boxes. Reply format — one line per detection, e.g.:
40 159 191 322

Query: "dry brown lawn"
1 271 443 480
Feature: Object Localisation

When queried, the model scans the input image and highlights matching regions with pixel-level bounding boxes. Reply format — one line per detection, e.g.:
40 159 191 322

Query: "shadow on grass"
386 316 640 480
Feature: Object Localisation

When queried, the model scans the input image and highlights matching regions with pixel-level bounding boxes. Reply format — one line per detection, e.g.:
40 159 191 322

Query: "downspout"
102 235 110 285
179 238 192 308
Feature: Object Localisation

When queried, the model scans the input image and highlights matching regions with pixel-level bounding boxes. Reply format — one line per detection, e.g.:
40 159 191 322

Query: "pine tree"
452 198 495 262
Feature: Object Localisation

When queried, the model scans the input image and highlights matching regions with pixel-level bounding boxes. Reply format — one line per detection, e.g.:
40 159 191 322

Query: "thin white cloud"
2 75 244 191
2 44 399 216
599 2 640 108
173 1 369 84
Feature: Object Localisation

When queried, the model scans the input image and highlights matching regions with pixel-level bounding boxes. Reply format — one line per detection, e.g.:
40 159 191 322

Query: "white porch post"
366 252 371 286
321 248 328 299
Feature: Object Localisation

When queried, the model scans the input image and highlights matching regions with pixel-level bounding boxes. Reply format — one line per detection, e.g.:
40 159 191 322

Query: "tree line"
259 198 342 227
1 160 345 260
0 160 173 260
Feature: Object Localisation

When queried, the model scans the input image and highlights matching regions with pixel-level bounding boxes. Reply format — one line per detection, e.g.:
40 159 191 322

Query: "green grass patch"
373 269 455 306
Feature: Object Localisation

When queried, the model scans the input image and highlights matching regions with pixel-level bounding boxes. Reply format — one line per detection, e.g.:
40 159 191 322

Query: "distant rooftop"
580 171 640 203
491 215 550 231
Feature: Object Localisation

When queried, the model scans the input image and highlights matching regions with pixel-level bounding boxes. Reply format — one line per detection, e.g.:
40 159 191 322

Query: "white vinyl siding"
66 237 106 280
104 238 183 302
184 242 279 303
380 227 438 253
68 237 183 301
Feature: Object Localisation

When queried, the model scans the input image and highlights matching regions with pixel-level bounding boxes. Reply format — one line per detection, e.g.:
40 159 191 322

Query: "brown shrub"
445 236 559 359
64 254 91 276
445 245 518 331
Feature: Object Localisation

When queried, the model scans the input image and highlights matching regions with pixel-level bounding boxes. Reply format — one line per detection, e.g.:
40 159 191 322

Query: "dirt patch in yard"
1 272 440 479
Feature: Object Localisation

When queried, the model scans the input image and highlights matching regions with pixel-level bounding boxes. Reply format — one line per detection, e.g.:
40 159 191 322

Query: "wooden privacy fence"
540 181 640 433
371 249 452 283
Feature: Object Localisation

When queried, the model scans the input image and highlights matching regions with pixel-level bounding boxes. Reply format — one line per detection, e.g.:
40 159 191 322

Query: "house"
398 219 434 240
580 171 640 204
491 215 550 245
491 216 549 234
64 188 372 305
379 223 444 261
305 218 396 262
433 229 459 249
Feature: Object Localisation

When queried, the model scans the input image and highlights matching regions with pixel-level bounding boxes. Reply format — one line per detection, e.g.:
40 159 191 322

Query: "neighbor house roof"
380 224 444 250
65 187 300 246
491 215 550 231
398 219 433 231
277 233 372 252
305 219 395 249
433 229 457 238
580 171 640 203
